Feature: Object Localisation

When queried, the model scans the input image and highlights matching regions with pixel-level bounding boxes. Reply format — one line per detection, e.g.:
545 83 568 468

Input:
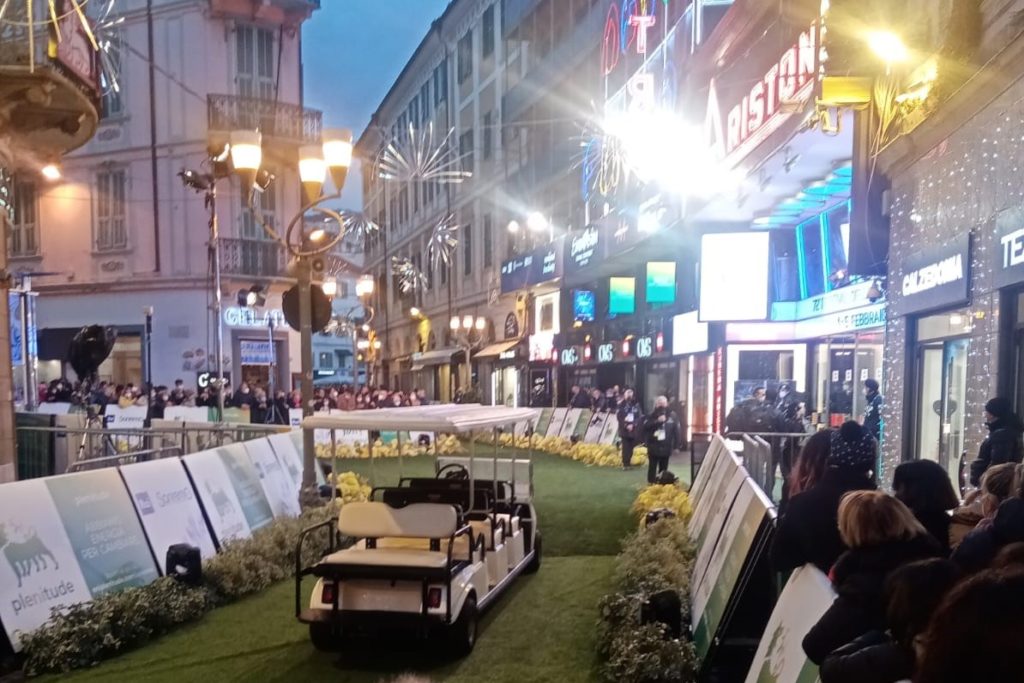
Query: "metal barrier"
14 422 287 475
691 431 810 504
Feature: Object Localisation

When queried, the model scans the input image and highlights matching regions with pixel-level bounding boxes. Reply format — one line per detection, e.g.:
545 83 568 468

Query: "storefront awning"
410 347 459 371
473 340 521 360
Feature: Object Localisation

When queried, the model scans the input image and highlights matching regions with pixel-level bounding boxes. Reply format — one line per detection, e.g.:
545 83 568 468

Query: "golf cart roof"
302 404 539 433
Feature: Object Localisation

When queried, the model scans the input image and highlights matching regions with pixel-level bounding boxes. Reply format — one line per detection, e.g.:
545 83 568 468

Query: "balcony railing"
207 94 322 146
220 238 288 278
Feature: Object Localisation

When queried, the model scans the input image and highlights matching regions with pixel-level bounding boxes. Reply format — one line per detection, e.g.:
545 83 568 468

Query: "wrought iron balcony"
207 94 322 147
220 237 288 278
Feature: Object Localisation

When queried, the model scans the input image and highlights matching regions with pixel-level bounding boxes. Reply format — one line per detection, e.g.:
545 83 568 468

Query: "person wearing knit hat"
772 421 878 575
969 397 1024 487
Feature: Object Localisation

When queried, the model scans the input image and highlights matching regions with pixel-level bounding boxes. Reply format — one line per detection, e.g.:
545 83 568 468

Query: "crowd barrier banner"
163 406 211 422
0 479 92 651
288 409 303 427
242 439 301 518
689 437 728 507
572 409 593 440
744 565 835 683
691 467 747 589
584 412 607 442
216 444 274 532
266 432 303 488
103 405 148 450
119 459 218 564
183 449 253 544
513 419 531 438
558 408 583 440
534 408 553 435
545 408 568 437
692 476 775 660
287 429 327 489
599 414 620 445
689 448 742 547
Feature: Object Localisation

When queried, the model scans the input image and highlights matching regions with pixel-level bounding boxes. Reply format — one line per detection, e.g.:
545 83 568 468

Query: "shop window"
913 310 972 487
824 202 851 285
771 231 800 302
318 352 333 369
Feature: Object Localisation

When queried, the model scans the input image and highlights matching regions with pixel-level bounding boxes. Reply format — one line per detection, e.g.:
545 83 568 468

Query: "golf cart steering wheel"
437 463 470 480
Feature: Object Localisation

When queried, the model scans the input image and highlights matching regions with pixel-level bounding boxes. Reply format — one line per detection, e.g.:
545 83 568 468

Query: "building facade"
8 0 359 399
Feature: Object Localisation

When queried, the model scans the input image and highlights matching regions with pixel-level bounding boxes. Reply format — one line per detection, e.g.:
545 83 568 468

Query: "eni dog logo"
0 523 59 588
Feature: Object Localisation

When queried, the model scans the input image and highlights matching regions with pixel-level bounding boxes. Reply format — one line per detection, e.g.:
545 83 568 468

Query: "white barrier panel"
103 405 148 450
599 414 620 445
689 448 742 545
691 477 774 660
266 432 303 490
216 444 275 533
289 409 303 427
513 419 532 438
183 449 253 544
0 479 92 651
243 439 301 518
584 412 608 443
689 436 727 508
163 406 211 422
744 565 835 683
690 467 747 589
558 408 583 440
545 408 568 437
533 408 553 435
119 459 218 564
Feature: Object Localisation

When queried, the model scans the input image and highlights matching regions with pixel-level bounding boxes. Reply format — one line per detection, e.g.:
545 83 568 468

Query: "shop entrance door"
915 339 970 486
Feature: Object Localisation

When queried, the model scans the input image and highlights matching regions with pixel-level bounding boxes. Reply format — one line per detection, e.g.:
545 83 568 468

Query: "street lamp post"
450 314 487 396
228 127 359 499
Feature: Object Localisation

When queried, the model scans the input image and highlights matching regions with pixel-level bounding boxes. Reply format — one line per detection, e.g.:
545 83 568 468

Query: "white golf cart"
294 405 541 655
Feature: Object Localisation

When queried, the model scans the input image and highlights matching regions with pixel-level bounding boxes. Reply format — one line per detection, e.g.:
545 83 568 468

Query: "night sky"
303 1 452 209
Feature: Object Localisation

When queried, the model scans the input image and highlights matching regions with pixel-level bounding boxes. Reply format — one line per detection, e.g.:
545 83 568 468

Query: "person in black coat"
616 389 642 469
803 491 942 665
969 397 1024 487
820 558 961 683
642 395 679 484
951 496 1024 573
892 459 960 555
771 421 878 574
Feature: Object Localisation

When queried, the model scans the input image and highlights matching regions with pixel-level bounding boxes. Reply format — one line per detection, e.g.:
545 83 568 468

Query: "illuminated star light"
426 213 459 271
377 122 472 184
391 256 428 294
339 210 380 241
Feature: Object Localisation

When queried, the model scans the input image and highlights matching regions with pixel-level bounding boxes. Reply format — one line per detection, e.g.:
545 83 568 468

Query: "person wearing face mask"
643 395 679 484
969 397 1024 488
616 389 643 469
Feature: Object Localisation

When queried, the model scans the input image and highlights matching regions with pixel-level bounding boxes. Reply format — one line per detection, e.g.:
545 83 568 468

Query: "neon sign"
602 1 659 75
706 21 820 165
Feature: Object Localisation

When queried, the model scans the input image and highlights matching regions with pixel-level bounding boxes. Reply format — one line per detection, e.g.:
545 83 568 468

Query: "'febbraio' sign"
894 232 971 316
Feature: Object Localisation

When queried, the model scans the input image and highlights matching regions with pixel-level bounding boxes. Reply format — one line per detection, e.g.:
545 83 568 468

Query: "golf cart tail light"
427 587 443 609
321 582 336 605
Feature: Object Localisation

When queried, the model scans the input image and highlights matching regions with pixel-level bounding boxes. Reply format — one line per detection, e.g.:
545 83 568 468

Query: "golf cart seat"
376 485 494 516
318 502 480 579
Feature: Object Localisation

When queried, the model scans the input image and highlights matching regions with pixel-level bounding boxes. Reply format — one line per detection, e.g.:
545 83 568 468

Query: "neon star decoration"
376 122 471 184
339 210 380 241
426 213 459 271
391 256 428 294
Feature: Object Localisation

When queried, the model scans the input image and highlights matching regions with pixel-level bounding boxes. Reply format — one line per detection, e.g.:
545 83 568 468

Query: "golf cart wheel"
309 622 341 652
525 530 542 574
449 593 478 655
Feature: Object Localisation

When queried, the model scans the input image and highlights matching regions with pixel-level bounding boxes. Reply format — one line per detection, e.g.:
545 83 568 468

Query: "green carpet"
51 449 640 683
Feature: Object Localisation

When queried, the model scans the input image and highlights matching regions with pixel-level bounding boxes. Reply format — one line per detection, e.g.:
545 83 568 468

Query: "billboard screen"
699 233 770 321
609 277 636 316
646 261 677 304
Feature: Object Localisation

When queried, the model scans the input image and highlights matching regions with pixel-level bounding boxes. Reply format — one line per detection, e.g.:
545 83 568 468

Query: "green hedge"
21 506 333 675
597 502 698 682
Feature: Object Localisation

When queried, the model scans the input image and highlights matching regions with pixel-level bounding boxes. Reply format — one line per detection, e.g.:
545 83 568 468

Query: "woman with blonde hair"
802 491 941 664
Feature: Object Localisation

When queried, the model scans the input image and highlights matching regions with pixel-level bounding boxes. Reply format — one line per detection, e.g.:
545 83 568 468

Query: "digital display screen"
672 311 709 355
699 233 770 321
646 261 676 304
573 289 596 322
609 277 636 316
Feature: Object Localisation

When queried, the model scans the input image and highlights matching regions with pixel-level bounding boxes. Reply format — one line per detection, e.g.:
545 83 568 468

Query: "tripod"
264 316 283 425
74 380 118 465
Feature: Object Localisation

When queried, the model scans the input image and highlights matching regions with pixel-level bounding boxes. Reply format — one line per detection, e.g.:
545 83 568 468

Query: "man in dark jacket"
969 397 1024 487
771 422 878 574
862 379 883 443
569 384 590 408
617 389 642 469
643 395 679 484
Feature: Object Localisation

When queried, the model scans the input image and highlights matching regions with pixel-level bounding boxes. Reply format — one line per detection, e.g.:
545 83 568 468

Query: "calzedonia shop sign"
895 232 971 316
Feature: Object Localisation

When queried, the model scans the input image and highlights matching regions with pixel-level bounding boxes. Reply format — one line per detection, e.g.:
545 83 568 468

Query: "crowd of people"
40 377 443 424
770 397 1024 682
